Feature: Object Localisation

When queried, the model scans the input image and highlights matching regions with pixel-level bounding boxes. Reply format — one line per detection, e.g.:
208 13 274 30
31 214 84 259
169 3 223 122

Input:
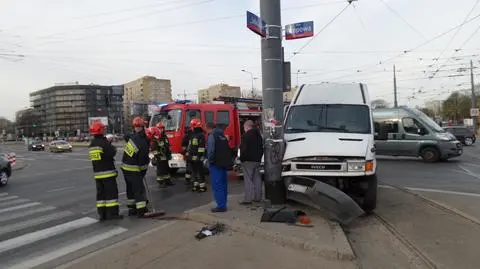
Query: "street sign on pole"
246 11 266 37
285 21 314 40
470 108 479 117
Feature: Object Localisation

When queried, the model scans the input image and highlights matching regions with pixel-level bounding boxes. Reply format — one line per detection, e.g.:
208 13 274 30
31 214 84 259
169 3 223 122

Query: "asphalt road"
0 144 243 269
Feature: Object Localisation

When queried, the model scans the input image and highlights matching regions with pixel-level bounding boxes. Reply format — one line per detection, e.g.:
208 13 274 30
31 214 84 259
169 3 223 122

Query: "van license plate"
288 184 307 193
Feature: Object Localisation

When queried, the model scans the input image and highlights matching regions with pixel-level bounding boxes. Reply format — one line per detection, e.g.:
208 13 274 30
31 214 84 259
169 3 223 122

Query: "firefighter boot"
97 207 107 222
192 182 200 192
198 182 207 192
137 207 149 218
128 208 137 216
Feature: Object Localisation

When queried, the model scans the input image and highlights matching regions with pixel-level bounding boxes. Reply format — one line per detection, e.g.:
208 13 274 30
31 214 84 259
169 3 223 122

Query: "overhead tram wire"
424 0 480 79
288 2 352 61
38 0 215 41
378 0 425 39
316 11 480 82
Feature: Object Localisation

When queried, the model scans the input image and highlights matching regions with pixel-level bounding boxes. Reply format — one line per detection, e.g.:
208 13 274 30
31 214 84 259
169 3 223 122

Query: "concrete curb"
182 211 356 261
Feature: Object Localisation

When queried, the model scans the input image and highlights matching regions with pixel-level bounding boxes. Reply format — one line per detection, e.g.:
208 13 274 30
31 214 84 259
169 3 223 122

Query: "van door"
374 119 401 155
398 117 428 156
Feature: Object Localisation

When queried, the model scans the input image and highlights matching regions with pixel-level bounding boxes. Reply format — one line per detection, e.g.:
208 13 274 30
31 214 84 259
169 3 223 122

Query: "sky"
2 0 480 121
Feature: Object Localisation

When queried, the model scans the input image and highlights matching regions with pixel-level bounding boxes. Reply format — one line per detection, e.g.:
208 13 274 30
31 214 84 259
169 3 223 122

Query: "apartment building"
197 83 241 103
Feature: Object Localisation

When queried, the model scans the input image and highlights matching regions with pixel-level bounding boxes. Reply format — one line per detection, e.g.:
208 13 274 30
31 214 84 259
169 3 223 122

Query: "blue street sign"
246 11 266 37
285 21 314 40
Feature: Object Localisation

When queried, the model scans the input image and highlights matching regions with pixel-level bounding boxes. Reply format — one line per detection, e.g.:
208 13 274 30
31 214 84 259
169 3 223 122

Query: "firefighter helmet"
89 121 105 136
132 116 145 128
145 127 159 140
190 118 201 130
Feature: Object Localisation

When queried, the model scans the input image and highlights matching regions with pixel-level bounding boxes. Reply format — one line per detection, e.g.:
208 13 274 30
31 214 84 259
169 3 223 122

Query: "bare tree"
241 89 262 99
371 99 390 109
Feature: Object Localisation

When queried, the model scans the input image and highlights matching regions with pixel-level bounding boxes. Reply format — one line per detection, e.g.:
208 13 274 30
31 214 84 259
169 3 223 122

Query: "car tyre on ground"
361 174 377 213
464 137 474 146
0 167 10 187
420 147 440 163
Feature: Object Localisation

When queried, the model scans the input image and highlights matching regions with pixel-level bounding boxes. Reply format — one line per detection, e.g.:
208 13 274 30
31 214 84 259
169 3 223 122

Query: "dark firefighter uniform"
88 126 122 221
187 124 207 192
182 129 192 185
121 120 150 217
152 130 173 188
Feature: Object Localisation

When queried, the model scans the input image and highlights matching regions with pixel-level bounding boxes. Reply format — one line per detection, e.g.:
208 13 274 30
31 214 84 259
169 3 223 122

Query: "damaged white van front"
282 83 377 221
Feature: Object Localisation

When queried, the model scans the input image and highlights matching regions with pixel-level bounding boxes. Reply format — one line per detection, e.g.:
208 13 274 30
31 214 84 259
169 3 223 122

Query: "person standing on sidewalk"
88 121 122 221
186 118 207 192
239 120 264 205
121 116 150 217
206 123 233 212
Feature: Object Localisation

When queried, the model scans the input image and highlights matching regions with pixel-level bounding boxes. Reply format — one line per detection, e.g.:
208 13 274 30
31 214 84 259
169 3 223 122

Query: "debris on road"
260 206 314 227
195 222 226 240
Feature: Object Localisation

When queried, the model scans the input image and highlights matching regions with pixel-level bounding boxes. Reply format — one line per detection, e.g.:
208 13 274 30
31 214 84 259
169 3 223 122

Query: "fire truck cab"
149 98 262 172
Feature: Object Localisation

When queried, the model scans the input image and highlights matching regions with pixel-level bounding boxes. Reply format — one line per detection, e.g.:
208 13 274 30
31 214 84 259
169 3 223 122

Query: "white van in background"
282 82 377 213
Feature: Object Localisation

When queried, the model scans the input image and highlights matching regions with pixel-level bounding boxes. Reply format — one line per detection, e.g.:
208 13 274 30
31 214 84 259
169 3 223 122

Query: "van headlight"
171 153 184 161
347 160 374 172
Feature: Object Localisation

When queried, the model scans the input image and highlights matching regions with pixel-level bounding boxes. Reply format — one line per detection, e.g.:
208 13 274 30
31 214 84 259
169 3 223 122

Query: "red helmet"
89 121 105 136
145 127 160 140
156 122 165 131
132 116 145 128
190 118 201 130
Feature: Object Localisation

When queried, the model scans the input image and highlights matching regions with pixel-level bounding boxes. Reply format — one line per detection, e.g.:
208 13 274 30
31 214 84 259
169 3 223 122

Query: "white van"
282 82 377 212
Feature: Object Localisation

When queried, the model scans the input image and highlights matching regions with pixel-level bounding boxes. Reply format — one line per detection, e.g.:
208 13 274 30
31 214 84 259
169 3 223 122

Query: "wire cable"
288 3 352 61
378 0 425 39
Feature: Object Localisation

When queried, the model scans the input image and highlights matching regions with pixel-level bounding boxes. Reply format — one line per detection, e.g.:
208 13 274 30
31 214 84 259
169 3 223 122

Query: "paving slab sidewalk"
59 195 357 269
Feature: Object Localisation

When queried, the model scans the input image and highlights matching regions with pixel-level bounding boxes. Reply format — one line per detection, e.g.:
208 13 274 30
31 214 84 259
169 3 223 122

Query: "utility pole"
470 59 477 133
393 65 398 108
260 0 286 205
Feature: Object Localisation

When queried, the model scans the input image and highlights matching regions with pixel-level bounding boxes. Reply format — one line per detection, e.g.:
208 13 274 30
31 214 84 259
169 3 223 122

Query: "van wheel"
0 170 8 186
361 175 377 213
420 147 440 163
464 137 474 146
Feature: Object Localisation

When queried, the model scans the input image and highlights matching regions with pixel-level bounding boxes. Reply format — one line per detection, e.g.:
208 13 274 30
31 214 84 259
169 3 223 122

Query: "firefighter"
121 116 150 217
88 122 122 221
182 126 193 186
151 123 174 188
186 118 207 192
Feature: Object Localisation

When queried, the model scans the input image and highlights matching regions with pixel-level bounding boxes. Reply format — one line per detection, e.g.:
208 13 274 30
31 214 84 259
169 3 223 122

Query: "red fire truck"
149 97 264 172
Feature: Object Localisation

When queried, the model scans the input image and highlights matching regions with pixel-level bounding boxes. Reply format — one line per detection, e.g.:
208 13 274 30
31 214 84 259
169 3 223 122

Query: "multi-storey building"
123 76 172 126
29 83 124 136
197 83 241 103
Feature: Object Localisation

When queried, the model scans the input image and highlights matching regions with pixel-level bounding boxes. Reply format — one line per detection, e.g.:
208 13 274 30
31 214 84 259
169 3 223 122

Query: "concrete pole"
260 0 286 205
393 65 398 108
470 60 477 133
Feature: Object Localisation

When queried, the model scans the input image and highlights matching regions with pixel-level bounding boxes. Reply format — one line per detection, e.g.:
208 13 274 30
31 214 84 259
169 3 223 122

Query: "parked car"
0 154 12 186
28 140 45 151
444 126 476 146
48 140 73 152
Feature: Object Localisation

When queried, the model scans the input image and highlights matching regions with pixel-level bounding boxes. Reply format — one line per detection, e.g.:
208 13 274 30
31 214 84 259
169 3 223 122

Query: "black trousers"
95 176 120 219
156 160 171 181
190 161 205 183
122 170 147 213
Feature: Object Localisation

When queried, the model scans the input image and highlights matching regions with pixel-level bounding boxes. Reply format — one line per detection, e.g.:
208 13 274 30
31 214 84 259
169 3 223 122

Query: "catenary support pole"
471 60 477 133
393 65 398 108
260 0 286 205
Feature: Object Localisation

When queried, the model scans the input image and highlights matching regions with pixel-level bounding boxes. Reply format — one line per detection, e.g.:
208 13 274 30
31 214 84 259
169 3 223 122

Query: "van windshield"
285 104 371 134
150 109 182 131
409 108 444 132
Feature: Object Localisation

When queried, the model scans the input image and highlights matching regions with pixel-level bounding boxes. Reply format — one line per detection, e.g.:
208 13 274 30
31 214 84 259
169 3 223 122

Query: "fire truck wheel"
170 168 178 175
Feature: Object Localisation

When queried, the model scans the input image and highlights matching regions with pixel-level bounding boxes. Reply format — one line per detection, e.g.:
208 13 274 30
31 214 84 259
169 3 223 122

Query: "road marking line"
47 186 76 193
0 196 18 202
0 211 74 236
0 193 7 197
0 202 42 214
0 198 31 208
0 206 56 223
457 165 480 180
379 185 480 198
14 166 91 179
0 217 98 254
7 227 128 269
463 162 480 168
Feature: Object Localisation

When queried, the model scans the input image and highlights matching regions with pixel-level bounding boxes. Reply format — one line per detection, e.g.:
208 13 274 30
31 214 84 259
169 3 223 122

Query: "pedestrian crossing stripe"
0 193 128 269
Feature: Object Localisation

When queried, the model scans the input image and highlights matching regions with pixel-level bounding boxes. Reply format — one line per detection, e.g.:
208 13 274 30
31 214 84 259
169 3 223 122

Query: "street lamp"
296 70 307 87
241 69 258 98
